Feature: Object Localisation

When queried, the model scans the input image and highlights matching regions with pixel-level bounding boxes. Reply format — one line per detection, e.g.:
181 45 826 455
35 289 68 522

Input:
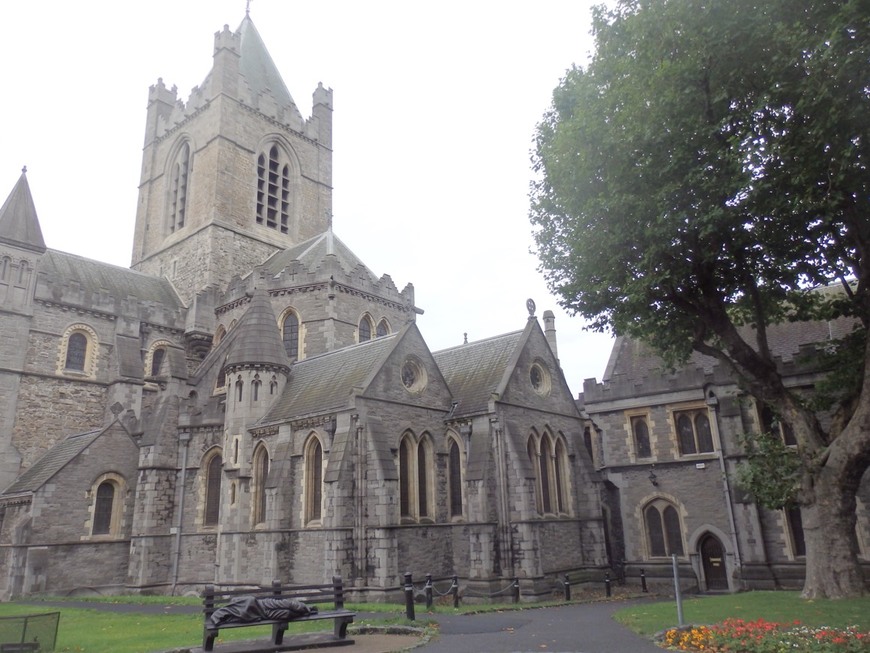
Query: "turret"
222 289 290 457
211 24 241 100
143 79 178 146
312 82 334 149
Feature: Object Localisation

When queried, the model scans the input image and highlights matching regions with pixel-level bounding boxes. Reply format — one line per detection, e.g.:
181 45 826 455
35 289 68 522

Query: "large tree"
530 0 869 598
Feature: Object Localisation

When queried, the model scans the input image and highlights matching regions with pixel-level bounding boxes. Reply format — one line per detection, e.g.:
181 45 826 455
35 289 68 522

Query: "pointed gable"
0 169 46 253
260 229 378 282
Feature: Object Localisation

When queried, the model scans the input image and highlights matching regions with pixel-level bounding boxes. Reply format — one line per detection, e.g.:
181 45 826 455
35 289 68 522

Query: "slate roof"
237 15 298 114
260 229 378 282
603 315 858 383
434 331 524 418
225 289 289 369
39 249 184 308
0 169 46 253
2 430 102 495
264 334 399 422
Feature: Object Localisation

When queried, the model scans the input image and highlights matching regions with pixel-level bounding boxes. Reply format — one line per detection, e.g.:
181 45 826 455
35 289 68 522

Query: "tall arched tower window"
169 141 191 232
256 144 290 234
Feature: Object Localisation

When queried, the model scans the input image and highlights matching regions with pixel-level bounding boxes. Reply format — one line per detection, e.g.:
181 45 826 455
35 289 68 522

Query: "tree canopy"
532 0 868 363
530 0 870 598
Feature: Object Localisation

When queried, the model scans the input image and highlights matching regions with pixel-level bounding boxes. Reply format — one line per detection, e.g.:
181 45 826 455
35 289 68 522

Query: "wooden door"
700 534 728 590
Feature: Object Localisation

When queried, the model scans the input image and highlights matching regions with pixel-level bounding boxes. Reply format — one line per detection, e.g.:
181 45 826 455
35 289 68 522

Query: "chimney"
543 310 558 362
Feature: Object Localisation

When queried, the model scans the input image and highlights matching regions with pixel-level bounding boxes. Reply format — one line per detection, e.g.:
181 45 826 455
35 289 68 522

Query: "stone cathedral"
0 14 607 599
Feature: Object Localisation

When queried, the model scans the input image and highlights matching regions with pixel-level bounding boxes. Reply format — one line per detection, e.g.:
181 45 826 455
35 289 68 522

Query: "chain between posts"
404 567 649 618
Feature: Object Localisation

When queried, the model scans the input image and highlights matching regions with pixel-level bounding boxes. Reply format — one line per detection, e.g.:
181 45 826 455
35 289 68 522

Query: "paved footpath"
414 598 663 653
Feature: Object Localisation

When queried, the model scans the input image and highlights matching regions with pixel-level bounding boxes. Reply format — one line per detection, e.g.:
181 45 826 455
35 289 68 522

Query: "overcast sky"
2 0 615 395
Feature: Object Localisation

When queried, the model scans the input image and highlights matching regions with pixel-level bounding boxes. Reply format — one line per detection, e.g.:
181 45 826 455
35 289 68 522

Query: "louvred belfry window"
256 145 290 234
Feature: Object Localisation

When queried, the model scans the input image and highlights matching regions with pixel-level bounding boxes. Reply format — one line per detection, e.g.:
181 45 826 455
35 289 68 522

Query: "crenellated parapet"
216 256 416 319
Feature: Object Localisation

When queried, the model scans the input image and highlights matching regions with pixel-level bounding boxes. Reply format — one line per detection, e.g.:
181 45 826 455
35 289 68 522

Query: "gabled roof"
40 249 184 308
434 331 524 418
0 168 46 253
259 228 378 282
225 289 290 369
237 15 297 112
2 429 102 495
264 333 400 422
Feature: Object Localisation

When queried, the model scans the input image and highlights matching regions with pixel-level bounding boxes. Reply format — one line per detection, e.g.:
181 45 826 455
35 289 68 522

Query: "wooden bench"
202 575 355 652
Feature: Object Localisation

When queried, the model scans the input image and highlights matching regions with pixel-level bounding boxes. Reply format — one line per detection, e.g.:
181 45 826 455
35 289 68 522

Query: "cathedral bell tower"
130 15 333 304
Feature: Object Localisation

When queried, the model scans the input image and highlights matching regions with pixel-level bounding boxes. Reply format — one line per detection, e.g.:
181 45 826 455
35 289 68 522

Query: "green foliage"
530 0 870 369
736 430 802 509
807 326 867 416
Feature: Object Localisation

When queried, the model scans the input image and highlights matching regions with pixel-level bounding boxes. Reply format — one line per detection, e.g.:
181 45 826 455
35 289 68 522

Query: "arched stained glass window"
632 416 651 458
282 312 299 361
204 453 222 526
66 333 88 371
252 447 269 525
448 439 463 518
305 438 323 524
645 500 685 558
92 482 115 535
358 315 373 343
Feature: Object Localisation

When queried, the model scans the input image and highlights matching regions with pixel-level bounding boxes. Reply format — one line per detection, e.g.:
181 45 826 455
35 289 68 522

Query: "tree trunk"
784 330 870 599
801 469 865 599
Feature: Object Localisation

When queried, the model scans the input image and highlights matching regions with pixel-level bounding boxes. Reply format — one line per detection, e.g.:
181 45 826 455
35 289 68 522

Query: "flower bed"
662 618 869 652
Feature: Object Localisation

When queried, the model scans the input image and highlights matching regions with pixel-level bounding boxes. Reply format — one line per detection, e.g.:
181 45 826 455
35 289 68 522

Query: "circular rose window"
401 358 427 393
530 362 551 396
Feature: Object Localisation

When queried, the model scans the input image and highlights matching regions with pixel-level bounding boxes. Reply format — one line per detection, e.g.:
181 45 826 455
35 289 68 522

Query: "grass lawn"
0 600 412 653
613 590 870 636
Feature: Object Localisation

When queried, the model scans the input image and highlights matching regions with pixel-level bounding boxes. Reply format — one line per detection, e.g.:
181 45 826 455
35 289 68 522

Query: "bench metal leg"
272 622 287 645
334 616 351 639
203 630 217 652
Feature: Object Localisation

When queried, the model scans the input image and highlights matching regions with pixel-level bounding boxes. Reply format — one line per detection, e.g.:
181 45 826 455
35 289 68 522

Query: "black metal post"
452 575 459 608
641 568 648 593
425 573 433 609
512 577 520 604
404 571 415 621
605 571 612 598
563 574 571 601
